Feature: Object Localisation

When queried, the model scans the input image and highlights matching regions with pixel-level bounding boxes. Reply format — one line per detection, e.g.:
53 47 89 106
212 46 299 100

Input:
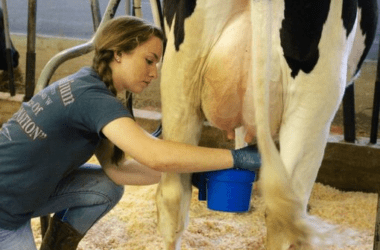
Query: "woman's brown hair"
92 16 164 165
92 15 164 95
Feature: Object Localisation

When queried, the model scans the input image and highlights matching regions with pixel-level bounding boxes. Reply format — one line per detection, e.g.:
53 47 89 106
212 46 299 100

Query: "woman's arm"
95 138 161 185
101 117 234 173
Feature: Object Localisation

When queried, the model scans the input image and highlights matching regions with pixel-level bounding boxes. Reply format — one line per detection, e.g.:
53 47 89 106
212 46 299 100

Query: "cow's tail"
249 0 327 247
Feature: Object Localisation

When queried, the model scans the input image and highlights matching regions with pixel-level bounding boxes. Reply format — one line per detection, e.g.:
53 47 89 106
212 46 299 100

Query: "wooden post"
24 0 37 101
374 193 380 250
370 40 380 144
40 214 50 238
1 0 15 96
343 84 356 143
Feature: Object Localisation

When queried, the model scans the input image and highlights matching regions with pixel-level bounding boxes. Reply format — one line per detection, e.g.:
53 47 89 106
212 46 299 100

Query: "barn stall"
0 33 377 249
0 0 379 249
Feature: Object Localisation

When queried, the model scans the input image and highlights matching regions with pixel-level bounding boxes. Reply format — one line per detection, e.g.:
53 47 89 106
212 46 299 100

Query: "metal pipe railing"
89 0 102 32
34 0 122 95
149 0 165 34
125 0 131 15
133 0 142 17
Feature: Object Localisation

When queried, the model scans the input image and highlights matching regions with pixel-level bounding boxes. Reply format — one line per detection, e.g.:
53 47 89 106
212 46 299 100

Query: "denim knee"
109 182 124 207
101 177 125 208
76 164 125 208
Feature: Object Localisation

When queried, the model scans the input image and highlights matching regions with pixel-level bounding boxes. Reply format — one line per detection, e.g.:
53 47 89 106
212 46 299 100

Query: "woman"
0 16 258 250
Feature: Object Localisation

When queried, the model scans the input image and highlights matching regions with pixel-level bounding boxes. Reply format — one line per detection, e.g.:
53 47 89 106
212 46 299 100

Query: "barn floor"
26 176 376 250
0 35 379 249
33 157 379 249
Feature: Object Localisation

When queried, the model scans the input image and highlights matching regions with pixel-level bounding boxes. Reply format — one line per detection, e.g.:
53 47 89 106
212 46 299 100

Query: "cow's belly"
201 9 283 141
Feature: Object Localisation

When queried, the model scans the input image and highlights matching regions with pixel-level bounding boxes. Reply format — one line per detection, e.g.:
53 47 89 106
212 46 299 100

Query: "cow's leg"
155 113 203 249
156 67 204 249
260 0 360 247
156 172 192 250
265 95 342 249
264 68 346 249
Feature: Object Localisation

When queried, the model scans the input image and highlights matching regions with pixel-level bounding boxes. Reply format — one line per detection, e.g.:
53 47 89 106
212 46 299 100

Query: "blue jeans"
0 164 124 250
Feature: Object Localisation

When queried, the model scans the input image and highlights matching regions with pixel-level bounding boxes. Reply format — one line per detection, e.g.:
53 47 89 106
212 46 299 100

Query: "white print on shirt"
50 86 56 95
0 126 12 141
40 90 48 100
27 100 44 116
59 79 75 106
45 96 53 106
37 89 54 106
13 107 47 141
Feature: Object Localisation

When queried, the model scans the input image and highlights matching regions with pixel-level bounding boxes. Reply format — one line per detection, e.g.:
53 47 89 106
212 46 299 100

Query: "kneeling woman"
0 16 257 250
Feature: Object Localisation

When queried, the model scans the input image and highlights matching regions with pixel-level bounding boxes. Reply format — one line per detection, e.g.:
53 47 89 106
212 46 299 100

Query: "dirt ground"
0 35 379 249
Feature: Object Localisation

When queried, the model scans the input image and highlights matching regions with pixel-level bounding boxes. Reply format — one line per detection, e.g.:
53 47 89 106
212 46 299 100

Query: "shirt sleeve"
68 86 133 137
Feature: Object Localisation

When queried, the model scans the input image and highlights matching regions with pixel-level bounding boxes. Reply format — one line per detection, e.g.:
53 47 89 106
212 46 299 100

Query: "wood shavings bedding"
30 156 377 249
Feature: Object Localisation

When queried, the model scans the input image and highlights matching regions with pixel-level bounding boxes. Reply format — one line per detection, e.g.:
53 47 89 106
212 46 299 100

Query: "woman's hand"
231 145 261 171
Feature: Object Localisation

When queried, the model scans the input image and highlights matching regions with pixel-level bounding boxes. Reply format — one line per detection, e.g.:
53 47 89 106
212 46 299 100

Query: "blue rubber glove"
231 145 261 171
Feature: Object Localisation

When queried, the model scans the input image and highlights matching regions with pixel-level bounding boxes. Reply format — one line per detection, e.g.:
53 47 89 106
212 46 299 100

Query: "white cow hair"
156 0 372 249
249 0 353 249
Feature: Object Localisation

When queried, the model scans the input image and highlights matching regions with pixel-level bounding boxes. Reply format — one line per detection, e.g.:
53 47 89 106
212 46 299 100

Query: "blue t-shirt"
0 67 132 230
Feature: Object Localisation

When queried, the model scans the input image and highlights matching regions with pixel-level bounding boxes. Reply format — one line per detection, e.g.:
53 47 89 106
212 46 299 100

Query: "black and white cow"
156 0 378 249
0 8 19 71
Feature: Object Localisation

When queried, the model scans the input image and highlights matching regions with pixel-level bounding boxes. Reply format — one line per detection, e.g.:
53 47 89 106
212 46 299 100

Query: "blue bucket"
206 169 256 212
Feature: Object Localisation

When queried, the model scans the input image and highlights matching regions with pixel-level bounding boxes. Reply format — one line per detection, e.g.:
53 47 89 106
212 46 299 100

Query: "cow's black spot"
342 0 357 38
163 0 197 51
280 0 331 78
352 0 378 75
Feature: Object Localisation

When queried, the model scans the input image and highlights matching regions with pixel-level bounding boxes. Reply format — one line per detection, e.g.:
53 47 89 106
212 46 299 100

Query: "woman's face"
111 36 163 94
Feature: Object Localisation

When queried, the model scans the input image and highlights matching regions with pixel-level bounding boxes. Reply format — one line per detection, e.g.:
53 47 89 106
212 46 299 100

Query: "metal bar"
156 0 165 33
89 0 101 32
24 0 37 101
374 193 380 250
342 84 356 143
154 0 166 55
1 0 15 96
34 42 94 94
34 0 121 94
133 0 142 18
149 0 166 39
125 0 131 15
370 41 380 144
151 123 162 138
149 0 161 27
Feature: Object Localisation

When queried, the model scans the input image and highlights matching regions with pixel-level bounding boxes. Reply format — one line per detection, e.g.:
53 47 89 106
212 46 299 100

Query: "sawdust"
29 155 377 249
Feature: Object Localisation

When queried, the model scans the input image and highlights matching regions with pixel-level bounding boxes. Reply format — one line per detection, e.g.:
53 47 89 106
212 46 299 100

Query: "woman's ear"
114 51 122 63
